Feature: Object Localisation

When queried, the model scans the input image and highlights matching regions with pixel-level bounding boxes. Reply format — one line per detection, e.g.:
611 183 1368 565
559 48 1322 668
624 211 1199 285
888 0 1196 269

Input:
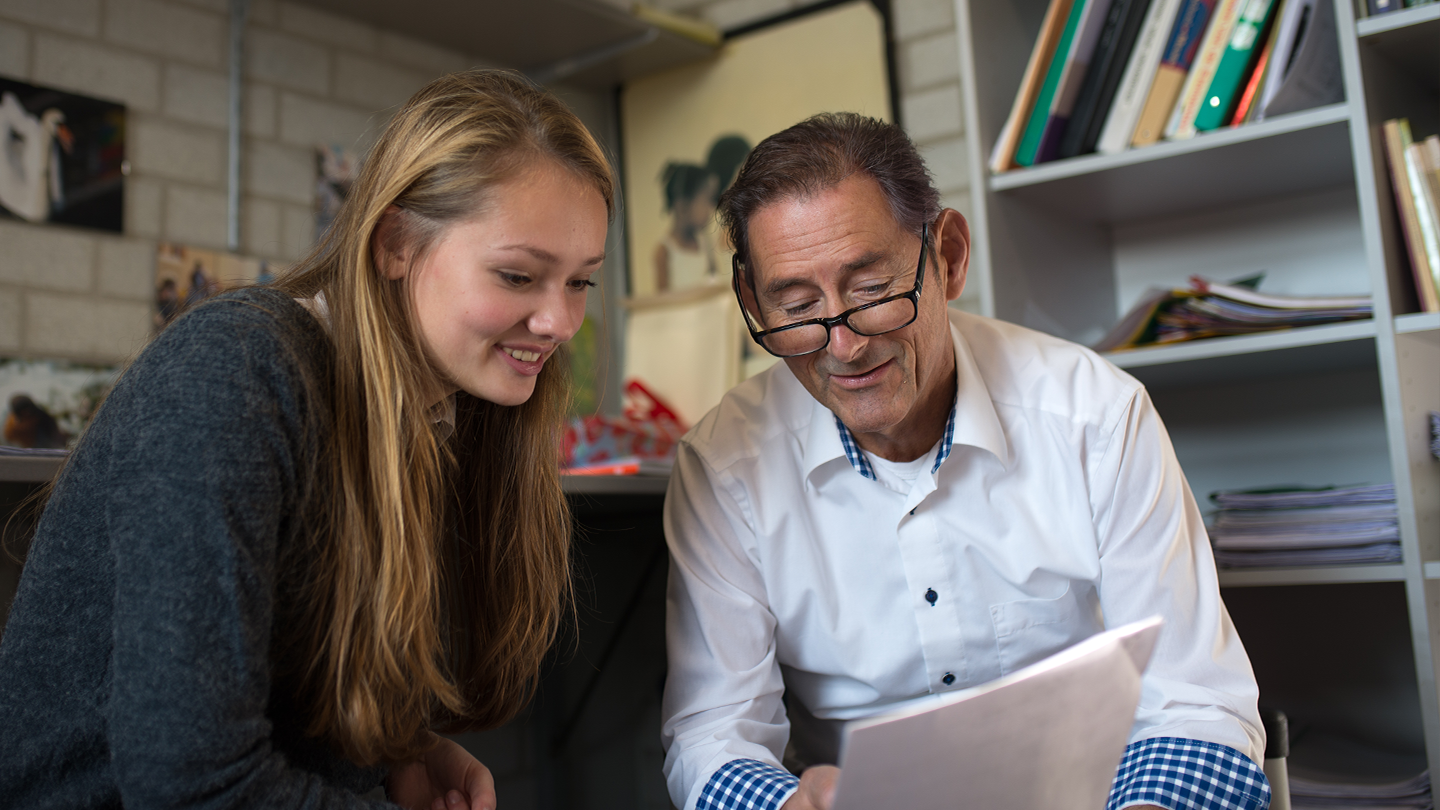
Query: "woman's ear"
372 205 410 280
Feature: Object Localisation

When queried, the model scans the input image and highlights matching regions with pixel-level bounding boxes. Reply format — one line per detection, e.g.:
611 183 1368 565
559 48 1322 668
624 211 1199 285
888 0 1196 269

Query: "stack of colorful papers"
1207 484 1400 568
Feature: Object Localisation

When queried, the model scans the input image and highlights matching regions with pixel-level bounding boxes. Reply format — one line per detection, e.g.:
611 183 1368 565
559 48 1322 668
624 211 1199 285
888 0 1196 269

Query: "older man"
659 113 1269 810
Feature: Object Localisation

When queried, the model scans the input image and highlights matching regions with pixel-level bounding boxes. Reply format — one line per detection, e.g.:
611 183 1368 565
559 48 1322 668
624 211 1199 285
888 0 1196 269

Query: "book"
1256 0 1342 120
990 0 1076 173
1256 0 1312 112
1130 0 1222 147
1193 0 1280 132
1228 9 1280 126
1035 0 1117 164
1163 0 1244 140
1095 0 1184 154
1382 119 1440 312
1406 141 1440 305
1014 0 1090 166
1367 0 1401 12
1058 0 1156 158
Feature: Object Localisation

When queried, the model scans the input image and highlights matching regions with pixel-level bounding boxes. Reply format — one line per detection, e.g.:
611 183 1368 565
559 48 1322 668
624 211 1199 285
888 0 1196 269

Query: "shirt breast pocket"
989 586 1094 676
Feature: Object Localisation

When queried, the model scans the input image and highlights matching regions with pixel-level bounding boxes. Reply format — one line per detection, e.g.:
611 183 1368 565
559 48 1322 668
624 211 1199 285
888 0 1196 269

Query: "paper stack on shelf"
1094 275 1371 352
1287 730 1432 810
1207 483 1400 568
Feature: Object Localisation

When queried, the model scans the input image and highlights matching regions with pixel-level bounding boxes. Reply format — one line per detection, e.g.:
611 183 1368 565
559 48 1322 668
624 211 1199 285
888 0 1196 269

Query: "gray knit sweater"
0 289 391 809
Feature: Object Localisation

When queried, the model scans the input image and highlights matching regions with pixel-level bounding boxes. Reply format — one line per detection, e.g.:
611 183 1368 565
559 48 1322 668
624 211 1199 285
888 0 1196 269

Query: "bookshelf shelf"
0 456 64 484
1396 311 1440 335
958 0 1440 778
988 104 1353 224
1111 320 1379 388
1218 564 1407 587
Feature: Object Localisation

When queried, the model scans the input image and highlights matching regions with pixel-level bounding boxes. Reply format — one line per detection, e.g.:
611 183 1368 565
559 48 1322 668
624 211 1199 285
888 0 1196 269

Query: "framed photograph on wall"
0 77 126 233
619 0 894 426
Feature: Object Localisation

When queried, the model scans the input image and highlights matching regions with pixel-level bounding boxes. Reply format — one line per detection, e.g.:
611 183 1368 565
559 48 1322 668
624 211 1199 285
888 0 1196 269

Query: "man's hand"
780 765 839 810
386 736 497 810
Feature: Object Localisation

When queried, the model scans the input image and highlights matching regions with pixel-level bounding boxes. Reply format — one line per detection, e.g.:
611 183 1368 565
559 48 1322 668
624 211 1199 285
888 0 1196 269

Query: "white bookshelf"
956 0 1440 777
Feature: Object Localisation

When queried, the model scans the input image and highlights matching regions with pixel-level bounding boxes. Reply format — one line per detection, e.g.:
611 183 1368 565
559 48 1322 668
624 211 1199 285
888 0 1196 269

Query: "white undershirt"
863 444 938 495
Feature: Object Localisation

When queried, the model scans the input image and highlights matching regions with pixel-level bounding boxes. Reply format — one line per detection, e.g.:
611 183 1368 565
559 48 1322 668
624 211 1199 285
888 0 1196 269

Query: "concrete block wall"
0 0 483 365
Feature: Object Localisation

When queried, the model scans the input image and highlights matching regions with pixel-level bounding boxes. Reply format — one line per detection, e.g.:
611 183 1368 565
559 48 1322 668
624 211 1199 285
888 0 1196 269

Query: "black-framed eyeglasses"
733 222 929 358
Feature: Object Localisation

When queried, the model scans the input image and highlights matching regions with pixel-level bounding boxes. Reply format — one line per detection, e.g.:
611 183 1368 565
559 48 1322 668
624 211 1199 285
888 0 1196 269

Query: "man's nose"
825 318 868 363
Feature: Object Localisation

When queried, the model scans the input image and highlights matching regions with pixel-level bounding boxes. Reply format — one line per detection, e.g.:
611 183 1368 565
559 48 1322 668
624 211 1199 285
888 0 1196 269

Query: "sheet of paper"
832 616 1163 810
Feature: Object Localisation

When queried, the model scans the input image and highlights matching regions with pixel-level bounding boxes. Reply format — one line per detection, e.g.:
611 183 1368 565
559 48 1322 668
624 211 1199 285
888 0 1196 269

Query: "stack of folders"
1380 119 1440 312
1288 731 1432 810
1092 275 1371 352
1207 484 1400 568
990 0 1345 172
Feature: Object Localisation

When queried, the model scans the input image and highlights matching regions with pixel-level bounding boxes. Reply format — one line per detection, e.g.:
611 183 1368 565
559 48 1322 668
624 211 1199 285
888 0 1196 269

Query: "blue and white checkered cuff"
1108 736 1270 810
697 758 800 810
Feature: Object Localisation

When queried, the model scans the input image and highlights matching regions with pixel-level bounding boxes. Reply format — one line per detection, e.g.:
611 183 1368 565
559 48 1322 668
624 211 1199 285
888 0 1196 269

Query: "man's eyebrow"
761 251 888 297
496 244 606 267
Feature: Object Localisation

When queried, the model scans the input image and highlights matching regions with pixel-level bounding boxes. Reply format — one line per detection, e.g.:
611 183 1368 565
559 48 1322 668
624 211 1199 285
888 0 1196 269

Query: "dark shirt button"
910 508 916 516
925 588 938 605
942 673 956 686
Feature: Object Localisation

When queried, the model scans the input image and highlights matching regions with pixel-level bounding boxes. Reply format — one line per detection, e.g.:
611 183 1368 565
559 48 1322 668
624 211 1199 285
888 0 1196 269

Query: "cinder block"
246 140 313 205
0 20 29 78
279 201 314 261
702 0 795 31
244 82 277 137
125 176 164 238
277 2 377 53
164 63 230 129
25 291 151 361
246 28 329 95
129 117 227 186
919 136 970 194
377 31 470 76
0 220 95 292
278 92 382 154
105 0 225 69
242 196 282 258
903 31 959 92
164 184 228 248
335 54 431 111
33 33 161 111
893 0 954 41
97 237 157 300
0 289 20 351
901 82 963 143
0 0 101 37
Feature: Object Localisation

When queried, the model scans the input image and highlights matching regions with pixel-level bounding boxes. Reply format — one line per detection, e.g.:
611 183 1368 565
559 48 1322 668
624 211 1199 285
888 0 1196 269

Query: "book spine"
1229 40 1271 125
1405 142 1440 305
990 0 1076 173
1036 0 1116 163
1058 0 1138 158
1094 0 1184 153
1077 0 1157 153
1015 0 1091 166
1130 0 1218 145
1383 119 1440 312
1164 0 1244 140
1193 0 1278 132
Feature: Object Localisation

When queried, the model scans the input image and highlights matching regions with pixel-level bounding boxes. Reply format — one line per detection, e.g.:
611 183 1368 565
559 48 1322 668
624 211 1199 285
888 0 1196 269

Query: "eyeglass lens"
761 297 916 356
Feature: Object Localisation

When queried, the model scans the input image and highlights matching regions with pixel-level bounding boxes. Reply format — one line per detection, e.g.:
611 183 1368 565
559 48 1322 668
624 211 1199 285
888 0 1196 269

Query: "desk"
0 456 674 810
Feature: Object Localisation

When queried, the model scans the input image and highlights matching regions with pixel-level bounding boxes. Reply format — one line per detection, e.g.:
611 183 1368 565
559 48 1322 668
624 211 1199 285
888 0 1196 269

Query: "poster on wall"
0 360 121 450
0 77 125 233
154 243 273 334
620 0 892 426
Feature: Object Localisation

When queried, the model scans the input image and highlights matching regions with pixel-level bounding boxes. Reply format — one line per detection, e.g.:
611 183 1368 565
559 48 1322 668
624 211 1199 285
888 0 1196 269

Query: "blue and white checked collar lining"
695 737 1268 810
835 403 957 482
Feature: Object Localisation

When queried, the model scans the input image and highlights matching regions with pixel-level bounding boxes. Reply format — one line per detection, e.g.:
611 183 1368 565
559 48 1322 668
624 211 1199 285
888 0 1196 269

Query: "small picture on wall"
154 243 270 333
0 359 121 450
0 77 125 233
316 143 360 242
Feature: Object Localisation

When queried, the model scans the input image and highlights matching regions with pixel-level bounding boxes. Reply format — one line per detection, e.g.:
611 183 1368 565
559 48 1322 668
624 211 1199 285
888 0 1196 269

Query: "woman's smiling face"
398 159 609 406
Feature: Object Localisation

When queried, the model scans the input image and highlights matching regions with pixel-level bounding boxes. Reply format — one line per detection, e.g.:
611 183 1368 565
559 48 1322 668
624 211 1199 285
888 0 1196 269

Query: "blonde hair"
273 69 613 765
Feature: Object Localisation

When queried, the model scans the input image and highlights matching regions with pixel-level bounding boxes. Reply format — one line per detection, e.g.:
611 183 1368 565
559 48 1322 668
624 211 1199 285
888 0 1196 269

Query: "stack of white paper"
1208 485 1400 568
1287 731 1432 809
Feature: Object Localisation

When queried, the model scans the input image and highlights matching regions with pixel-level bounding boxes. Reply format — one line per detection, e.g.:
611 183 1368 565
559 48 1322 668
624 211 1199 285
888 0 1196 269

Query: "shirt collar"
805 311 1010 483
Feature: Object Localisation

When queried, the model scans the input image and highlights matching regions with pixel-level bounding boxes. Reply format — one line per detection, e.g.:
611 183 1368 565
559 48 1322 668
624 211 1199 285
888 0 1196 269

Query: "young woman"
0 70 612 809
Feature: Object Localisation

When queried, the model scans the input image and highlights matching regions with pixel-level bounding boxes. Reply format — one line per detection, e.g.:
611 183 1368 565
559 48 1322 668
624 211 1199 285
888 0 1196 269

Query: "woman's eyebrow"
496 243 606 266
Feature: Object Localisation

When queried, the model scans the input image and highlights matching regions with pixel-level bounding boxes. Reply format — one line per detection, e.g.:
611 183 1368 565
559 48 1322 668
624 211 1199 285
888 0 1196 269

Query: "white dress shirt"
660 308 1264 810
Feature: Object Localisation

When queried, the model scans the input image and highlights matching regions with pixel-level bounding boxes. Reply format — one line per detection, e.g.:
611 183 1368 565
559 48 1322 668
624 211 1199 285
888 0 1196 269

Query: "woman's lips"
497 345 547 376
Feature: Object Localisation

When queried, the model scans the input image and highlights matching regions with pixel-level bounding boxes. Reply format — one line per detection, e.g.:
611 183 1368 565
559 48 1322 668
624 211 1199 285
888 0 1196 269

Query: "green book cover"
1193 0 1277 131
1015 0 1090 166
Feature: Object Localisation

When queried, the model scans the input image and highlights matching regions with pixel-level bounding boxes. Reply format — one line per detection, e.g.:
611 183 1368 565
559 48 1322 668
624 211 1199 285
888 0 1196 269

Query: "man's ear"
934 208 971 302
372 205 410 281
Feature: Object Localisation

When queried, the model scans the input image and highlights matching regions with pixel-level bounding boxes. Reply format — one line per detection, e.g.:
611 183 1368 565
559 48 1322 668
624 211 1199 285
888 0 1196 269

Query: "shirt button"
925 588 938 605
942 673 956 686
909 508 916 516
